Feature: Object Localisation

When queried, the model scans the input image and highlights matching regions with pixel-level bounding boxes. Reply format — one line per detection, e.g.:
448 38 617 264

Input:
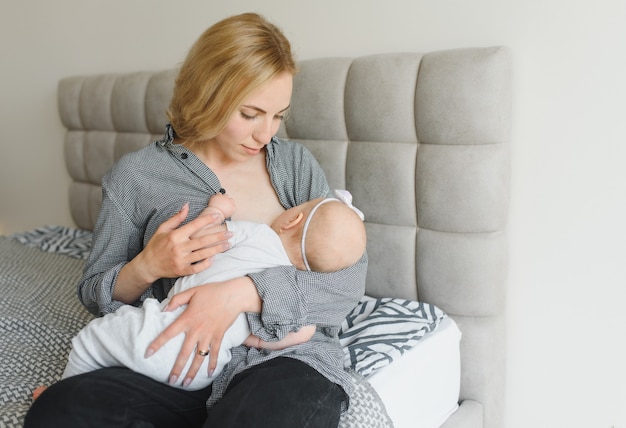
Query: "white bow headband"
301 189 365 271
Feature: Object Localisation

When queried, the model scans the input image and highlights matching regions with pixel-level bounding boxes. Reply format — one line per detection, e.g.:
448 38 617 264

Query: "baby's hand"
190 193 236 240
244 326 316 351
208 193 236 219
243 334 262 349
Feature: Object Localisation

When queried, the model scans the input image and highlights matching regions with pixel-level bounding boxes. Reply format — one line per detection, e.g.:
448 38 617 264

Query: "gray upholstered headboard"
58 46 511 428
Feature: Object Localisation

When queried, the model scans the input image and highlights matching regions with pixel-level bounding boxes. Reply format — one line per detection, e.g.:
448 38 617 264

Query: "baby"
45 190 366 393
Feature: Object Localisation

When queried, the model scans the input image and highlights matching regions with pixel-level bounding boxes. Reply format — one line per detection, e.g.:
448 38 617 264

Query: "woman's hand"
113 203 231 303
146 276 262 387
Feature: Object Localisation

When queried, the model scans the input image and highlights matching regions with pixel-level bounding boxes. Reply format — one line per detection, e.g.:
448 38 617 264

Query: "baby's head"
271 194 367 272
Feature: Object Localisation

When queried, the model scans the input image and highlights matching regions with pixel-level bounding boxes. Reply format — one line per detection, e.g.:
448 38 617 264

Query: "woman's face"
211 71 293 162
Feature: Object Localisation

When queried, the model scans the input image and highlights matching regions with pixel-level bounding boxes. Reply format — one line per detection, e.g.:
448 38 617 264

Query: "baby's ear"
281 212 305 230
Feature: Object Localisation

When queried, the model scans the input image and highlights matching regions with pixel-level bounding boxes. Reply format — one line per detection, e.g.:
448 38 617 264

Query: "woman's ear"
281 211 305 231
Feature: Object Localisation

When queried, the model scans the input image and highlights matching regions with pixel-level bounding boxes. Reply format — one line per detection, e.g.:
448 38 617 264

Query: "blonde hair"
167 13 297 144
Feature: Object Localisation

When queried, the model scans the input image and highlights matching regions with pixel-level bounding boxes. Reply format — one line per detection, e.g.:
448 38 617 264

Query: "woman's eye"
240 110 286 121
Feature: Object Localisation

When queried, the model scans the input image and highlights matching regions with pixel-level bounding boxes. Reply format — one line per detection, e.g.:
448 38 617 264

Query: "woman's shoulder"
266 137 329 203
111 141 165 173
267 136 313 162
103 141 169 187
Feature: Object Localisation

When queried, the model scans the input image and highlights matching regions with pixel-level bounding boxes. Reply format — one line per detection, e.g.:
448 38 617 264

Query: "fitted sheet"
368 316 461 428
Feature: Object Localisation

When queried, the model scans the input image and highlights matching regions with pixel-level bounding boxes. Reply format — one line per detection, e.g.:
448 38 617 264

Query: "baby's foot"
32 385 47 400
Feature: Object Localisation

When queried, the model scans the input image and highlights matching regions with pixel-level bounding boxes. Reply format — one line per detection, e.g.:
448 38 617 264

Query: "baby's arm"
244 325 316 351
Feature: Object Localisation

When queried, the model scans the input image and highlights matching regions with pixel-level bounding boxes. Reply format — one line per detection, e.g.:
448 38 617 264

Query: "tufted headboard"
58 46 511 428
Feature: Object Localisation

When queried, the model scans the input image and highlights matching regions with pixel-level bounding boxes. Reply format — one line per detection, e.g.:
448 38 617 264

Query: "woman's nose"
253 119 277 144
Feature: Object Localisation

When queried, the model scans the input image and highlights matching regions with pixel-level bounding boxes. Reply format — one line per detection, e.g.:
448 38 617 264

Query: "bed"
0 46 511 428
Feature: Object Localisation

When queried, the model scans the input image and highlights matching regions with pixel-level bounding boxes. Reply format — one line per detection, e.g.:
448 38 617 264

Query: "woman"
25 12 367 428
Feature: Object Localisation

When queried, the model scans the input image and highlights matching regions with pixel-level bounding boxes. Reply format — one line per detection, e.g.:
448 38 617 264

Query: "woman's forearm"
246 253 367 340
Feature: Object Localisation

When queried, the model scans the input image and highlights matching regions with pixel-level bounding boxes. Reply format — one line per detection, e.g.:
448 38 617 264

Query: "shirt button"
181 153 188 159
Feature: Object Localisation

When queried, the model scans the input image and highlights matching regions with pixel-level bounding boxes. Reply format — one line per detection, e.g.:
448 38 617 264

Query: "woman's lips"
242 145 262 155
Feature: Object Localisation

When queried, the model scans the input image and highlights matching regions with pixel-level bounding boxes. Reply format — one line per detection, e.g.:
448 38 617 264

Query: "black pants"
25 357 344 428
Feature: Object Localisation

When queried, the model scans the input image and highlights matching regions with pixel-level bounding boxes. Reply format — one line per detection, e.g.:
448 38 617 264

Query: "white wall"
1 1 625 427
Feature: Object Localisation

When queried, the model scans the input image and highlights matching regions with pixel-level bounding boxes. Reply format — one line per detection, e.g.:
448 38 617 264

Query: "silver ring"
197 349 210 357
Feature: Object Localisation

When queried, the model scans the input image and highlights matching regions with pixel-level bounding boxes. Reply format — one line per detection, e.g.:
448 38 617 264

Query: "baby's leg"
63 299 176 379
64 300 251 391
32 385 47 400
64 299 204 389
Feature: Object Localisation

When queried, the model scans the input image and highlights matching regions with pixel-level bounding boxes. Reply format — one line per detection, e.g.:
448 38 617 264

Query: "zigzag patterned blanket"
0 231 392 428
0 238 93 428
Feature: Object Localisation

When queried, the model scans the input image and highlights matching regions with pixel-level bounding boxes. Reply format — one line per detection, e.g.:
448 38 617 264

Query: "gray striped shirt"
78 125 367 407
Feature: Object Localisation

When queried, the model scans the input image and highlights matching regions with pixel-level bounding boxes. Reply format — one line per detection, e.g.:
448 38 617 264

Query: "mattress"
368 316 461 428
